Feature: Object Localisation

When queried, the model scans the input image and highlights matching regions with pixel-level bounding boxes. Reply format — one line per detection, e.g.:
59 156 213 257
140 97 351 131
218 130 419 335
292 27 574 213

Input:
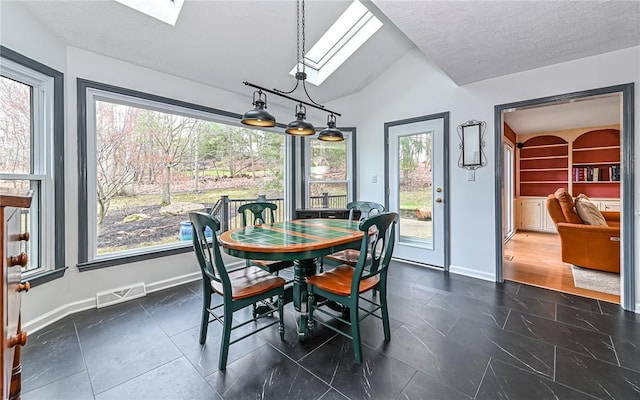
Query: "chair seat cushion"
325 249 370 266
212 266 285 300
306 265 379 296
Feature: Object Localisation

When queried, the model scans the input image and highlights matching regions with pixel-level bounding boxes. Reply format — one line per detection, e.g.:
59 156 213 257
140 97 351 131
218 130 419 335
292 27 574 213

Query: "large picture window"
78 80 288 268
0 47 65 285
305 130 355 208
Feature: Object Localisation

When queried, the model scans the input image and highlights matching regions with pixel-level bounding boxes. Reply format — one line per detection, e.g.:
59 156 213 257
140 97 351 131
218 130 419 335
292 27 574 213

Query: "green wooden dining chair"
306 212 398 364
189 211 285 370
324 201 385 267
238 202 294 274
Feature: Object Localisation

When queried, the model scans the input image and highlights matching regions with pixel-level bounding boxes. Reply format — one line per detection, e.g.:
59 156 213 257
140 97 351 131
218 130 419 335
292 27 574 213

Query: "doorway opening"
494 83 635 311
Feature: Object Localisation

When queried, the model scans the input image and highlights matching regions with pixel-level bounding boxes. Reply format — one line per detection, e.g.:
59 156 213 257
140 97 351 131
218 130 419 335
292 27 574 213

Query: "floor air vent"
96 283 146 308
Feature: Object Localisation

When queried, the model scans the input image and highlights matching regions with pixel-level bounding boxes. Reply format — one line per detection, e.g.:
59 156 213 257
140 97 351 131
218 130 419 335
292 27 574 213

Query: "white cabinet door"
543 207 557 233
519 199 543 231
598 200 620 212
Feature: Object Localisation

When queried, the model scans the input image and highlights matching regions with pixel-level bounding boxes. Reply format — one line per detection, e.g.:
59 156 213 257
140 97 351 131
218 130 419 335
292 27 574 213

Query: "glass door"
386 116 447 268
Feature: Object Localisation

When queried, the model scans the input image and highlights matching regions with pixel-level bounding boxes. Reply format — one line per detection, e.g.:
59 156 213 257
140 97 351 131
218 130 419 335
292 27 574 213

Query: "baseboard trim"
24 270 210 334
23 298 95 335
145 272 201 294
449 265 495 282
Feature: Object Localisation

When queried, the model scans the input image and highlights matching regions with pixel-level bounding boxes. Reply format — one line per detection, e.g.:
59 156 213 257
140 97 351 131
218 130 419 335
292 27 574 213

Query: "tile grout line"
393 370 418 400
473 357 492 399
502 308 512 329
609 335 621 367
72 319 97 399
552 345 557 381
597 300 604 315
263 339 349 397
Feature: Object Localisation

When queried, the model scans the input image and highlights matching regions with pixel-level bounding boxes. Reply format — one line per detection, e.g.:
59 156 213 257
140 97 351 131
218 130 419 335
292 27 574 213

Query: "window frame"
302 128 357 209
0 46 66 287
77 78 291 270
290 0 382 86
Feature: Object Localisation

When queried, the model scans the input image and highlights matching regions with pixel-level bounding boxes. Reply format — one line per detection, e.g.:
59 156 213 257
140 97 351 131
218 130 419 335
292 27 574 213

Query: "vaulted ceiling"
373 0 640 85
12 0 640 131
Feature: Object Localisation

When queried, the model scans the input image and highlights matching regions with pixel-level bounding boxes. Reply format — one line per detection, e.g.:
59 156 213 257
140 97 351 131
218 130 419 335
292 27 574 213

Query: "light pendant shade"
285 104 315 136
241 90 276 127
318 114 344 141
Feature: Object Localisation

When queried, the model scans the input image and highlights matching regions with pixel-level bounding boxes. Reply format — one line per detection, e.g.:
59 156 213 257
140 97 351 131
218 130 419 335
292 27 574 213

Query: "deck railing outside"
209 193 347 231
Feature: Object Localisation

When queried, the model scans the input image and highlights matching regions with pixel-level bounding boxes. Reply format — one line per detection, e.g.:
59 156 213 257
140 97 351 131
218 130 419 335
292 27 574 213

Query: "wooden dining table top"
217 219 364 261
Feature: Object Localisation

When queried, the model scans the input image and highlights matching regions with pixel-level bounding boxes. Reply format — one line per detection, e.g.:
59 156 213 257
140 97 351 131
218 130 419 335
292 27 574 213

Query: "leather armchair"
546 194 620 273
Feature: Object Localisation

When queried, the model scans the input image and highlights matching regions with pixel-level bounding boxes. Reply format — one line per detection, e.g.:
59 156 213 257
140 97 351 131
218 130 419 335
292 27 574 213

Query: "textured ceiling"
12 0 640 111
17 0 414 106
503 94 621 135
372 0 640 85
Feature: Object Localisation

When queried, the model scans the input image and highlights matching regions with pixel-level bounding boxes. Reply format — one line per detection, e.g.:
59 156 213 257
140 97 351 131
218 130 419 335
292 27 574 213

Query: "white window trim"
291 0 383 86
114 0 184 26
304 129 354 208
0 58 56 276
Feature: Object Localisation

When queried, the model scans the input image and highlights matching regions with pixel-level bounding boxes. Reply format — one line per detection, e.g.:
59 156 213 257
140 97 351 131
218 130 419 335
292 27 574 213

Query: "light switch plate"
467 170 475 181
371 174 377 183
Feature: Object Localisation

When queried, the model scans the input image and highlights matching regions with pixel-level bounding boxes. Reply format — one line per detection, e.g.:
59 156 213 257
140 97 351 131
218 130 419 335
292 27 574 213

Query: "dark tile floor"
22 262 640 399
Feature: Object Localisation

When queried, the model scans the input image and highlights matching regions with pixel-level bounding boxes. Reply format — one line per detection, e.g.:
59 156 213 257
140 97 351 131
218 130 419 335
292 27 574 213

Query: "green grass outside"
109 188 279 210
399 187 433 210
110 187 431 211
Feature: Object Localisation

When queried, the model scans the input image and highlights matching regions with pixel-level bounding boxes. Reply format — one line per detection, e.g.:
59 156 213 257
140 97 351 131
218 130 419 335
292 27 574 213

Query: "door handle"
435 198 443 203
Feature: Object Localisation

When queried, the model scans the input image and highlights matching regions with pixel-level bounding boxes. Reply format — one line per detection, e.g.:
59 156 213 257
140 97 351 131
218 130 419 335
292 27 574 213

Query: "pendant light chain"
297 0 301 75
301 0 306 75
241 0 343 140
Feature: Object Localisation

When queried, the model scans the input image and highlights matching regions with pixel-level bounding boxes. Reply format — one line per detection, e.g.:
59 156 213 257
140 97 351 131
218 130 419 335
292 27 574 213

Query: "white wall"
1 3 294 331
340 46 640 310
3 1 639 329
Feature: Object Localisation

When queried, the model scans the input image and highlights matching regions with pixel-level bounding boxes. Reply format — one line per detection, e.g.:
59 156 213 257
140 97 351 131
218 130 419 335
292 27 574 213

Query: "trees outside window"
0 48 64 283
81 85 287 262
305 131 354 209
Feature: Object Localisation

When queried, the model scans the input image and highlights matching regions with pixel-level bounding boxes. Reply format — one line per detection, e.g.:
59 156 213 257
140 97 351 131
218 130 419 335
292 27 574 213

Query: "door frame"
494 83 635 311
384 111 450 271
503 141 515 241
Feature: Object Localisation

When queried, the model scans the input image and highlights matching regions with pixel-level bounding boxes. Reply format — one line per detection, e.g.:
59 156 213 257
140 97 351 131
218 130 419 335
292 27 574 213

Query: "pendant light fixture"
318 114 344 141
286 104 315 136
241 90 276 127
241 0 344 141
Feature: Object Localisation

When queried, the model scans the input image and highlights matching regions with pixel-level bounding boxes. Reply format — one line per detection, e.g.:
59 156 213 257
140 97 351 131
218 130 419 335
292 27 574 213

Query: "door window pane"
398 133 433 245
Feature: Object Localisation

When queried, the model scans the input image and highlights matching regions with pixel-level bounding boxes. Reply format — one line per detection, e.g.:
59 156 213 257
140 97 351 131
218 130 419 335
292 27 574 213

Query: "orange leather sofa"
546 194 620 273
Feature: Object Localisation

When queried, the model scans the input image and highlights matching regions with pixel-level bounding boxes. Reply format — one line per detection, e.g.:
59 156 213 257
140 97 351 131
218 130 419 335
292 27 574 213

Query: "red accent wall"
517 129 620 199
504 123 517 144
504 123 517 190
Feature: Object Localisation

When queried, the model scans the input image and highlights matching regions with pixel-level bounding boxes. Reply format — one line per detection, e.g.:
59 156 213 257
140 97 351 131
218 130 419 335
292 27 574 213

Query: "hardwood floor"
504 230 620 304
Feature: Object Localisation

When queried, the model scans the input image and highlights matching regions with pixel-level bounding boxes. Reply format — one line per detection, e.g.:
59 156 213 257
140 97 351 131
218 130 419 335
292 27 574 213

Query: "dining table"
217 218 364 341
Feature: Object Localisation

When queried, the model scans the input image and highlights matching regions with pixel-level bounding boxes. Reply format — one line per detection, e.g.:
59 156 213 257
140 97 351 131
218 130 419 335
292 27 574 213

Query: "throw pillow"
554 188 583 224
574 195 608 226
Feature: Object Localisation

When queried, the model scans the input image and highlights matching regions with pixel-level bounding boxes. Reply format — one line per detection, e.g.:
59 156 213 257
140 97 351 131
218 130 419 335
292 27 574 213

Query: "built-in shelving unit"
516 128 620 233
571 129 620 198
519 135 568 197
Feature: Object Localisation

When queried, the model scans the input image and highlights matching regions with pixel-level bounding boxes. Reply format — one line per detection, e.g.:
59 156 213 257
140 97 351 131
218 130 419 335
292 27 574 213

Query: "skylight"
114 0 184 26
291 0 383 86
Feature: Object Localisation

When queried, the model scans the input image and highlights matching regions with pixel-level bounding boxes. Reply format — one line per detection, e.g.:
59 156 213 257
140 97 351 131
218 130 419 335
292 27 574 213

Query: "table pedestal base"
293 258 317 341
